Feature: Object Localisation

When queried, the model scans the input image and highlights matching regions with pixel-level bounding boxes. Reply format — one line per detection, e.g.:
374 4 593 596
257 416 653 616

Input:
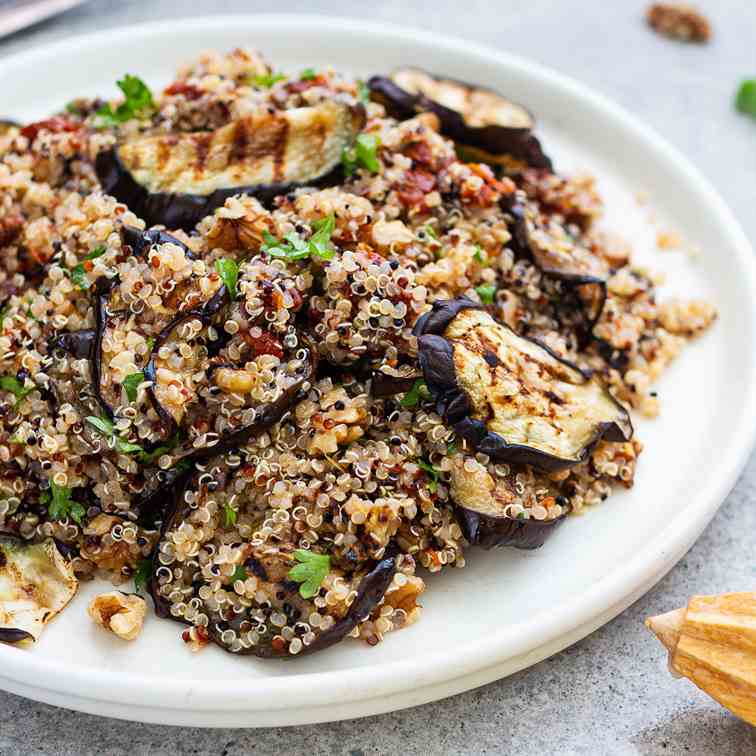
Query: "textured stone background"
1 1 755 753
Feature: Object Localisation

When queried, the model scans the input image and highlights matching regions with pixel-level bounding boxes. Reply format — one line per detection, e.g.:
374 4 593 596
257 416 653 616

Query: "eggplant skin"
368 70 552 171
459 507 565 550
96 100 366 230
415 299 633 472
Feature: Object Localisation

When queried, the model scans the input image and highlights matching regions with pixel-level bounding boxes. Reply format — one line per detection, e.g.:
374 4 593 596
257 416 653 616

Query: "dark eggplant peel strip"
509 201 608 341
414 298 632 472
448 454 567 549
368 68 552 171
149 464 397 658
96 99 366 230
0 536 78 645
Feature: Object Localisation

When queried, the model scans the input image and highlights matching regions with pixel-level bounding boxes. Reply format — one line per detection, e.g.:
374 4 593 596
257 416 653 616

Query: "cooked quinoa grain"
0 48 715 658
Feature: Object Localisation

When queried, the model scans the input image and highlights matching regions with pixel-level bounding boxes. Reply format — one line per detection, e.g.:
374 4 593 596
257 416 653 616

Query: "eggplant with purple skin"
96 100 366 230
368 68 552 171
149 461 397 658
447 454 567 549
414 298 632 472
508 200 608 341
0 536 78 645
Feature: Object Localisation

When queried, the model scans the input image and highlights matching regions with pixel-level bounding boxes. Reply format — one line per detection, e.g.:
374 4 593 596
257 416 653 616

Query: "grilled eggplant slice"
96 99 366 230
414 299 632 472
509 200 608 340
448 455 566 549
368 68 552 170
0 536 78 645
150 462 397 658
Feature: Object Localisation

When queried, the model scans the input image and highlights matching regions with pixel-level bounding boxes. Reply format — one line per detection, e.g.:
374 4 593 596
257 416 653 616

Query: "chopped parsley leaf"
0 375 33 404
122 371 145 403
251 72 286 88
230 565 247 583
424 224 439 241
133 557 152 593
475 283 497 304
138 432 179 465
736 79 756 117
86 414 143 454
300 68 317 80
342 133 381 177
215 258 239 300
222 501 237 528
288 549 330 599
261 216 336 262
417 458 440 493
399 378 428 408
473 245 487 264
41 482 85 525
96 75 154 126
69 245 106 290
447 441 458 455
516 511 527 521
146 336 155 352
356 79 370 104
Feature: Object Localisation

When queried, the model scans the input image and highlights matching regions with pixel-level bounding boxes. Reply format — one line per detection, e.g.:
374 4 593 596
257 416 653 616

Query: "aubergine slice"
96 99 366 230
508 201 609 342
149 463 397 658
448 454 567 549
0 536 78 645
368 68 552 171
414 299 632 472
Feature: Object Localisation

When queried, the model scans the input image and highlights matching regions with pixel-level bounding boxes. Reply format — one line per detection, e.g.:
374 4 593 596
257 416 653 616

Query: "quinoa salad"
0 48 716 657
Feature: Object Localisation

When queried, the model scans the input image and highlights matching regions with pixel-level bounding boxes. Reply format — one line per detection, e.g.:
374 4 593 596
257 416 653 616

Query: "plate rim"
1 12 755 721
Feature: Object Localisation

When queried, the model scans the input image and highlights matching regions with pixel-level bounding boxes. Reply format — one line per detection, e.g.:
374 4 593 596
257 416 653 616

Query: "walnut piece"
88 591 147 641
646 592 756 725
646 4 711 43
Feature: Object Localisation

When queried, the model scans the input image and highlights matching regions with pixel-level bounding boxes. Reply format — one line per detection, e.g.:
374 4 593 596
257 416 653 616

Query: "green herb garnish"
400 378 428 409
288 549 330 599
215 258 239 300
301 68 317 80
122 372 145 403
146 336 155 352
447 441 458 455
86 414 143 454
261 216 336 262
0 304 9 329
251 72 286 88
417 458 440 493
356 80 370 104
0 375 33 404
473 245 487 264
96 75 155 126
475 283 497 304
69 245 106 290
222 501 237 528
230 565 248 583
736 79 756 117
342 133 381 177
133 557 152 593
41 482 85 525
138 432 179 465
424 224 439 241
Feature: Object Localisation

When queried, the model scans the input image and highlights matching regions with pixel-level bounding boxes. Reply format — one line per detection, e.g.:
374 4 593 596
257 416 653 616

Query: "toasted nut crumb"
88 591 146 641
646 4 711 43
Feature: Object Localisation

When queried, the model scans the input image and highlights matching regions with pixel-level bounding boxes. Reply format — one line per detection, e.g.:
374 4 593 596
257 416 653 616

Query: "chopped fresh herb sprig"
288 549 330 599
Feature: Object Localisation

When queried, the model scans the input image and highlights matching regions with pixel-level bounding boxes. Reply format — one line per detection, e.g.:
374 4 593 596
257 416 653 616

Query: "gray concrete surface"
0 1 755 753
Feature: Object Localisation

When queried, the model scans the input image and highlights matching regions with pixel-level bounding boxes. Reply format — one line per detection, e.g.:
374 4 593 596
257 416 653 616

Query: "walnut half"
88 591 147 641
646 592 756 725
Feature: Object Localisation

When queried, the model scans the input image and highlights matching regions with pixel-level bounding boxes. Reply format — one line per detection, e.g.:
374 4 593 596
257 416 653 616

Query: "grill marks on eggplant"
415 300 632 472
150 464 397 658
368 68 552 171
0 536 78 645
96 100 366 230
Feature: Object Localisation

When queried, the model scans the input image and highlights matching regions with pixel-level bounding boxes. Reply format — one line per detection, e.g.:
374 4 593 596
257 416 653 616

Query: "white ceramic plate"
0 15 754 728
